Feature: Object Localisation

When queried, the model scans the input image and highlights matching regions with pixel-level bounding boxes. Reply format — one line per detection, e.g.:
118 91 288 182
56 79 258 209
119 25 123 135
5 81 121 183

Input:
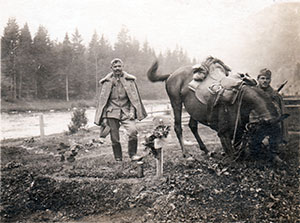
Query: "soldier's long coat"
94 72 147 126
260 86 288 142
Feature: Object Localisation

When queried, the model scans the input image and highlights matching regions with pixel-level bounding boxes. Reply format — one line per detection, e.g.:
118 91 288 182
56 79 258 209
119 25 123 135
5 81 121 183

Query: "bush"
68 108 88 134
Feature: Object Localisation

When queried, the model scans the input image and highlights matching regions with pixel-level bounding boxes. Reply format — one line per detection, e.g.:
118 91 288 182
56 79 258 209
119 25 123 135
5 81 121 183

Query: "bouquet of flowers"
143 121 170 158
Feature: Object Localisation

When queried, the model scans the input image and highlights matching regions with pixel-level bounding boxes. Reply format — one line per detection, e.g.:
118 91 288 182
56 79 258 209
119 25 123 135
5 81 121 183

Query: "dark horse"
147 58 282 159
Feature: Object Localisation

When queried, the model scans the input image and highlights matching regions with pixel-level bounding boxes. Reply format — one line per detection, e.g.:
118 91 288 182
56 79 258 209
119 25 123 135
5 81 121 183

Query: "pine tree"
87 33 113 95
60 33 73 101
18 23 34 98
87 31 100 92
114 26 131 60
71 28 87 98
1 18 20 100
99 34 112 59
32 25 53 98
98 34 113 77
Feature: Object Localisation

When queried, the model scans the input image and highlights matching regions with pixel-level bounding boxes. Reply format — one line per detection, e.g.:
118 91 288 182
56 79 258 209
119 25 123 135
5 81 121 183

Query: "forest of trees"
1 18 196 101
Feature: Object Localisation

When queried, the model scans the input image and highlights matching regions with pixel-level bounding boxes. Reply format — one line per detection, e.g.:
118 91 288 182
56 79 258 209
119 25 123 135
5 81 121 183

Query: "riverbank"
1 100 172 141
1 99 96 113
1 99 170 113
2 96 299 114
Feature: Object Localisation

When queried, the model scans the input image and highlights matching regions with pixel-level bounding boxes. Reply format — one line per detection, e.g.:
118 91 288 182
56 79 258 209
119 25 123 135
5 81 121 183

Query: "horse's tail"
147 60 171 82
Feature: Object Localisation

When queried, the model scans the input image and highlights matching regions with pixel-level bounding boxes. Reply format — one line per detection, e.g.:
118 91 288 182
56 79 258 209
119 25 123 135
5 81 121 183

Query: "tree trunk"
10 75 14 100
66 74 69 101
13 72 17 100
95 56 98 93
35 76 38 98
18 72 23 99
35 66 40 98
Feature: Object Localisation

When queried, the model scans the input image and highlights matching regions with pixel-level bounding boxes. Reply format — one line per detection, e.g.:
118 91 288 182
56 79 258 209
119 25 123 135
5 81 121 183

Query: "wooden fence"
284 97 300 132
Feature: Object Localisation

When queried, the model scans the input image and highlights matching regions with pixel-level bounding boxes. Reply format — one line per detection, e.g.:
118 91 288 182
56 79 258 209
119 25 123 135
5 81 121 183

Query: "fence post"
39 114 45 140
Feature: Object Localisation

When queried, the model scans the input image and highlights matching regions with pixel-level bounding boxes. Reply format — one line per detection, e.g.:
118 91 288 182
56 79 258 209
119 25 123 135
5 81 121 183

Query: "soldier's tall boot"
128 139 137 159
112 143 122 161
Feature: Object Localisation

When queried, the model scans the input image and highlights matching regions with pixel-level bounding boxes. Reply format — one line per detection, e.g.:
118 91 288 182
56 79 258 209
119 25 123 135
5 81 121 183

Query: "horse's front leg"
219 135 234 157
188 117 208 154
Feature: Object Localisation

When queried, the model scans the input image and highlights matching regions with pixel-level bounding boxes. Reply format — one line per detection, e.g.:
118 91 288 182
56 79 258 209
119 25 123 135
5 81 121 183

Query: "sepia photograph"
1 0 299 222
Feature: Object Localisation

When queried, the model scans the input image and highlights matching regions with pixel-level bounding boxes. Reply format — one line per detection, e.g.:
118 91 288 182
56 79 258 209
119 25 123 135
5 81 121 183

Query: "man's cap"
110 58 123 66
257 68 272 79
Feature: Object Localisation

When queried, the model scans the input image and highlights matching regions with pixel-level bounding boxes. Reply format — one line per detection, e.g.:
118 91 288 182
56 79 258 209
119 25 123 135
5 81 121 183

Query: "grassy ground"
1 98 299 222
1 120 299 222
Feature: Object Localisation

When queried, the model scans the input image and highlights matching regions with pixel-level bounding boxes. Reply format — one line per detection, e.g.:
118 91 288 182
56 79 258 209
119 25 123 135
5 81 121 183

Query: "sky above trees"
1 0 299 98
0 0 291 60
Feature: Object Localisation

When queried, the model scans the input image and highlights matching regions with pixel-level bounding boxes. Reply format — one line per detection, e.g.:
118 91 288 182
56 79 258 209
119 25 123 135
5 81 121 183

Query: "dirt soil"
1 119 299 222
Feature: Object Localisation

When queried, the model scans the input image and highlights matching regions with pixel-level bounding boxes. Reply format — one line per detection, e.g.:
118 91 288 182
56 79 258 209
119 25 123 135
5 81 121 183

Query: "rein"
231 85 273 159
232 85 271 144
232 84 245 144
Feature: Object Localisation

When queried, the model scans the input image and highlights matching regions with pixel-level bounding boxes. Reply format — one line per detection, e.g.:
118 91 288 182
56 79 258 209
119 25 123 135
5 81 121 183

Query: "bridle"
230 85 282 159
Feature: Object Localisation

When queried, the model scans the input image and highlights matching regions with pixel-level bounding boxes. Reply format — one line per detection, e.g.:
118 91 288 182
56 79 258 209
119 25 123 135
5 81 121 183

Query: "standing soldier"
94 58 147 161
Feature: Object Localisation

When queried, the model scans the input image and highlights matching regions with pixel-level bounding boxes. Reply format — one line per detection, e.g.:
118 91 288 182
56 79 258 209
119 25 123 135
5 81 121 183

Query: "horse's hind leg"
170 99 189 158
188 117 208 154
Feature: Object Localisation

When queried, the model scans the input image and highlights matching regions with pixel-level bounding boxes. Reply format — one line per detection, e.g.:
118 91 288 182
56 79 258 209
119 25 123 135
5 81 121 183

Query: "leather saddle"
190 76 243 130
189 73 245 106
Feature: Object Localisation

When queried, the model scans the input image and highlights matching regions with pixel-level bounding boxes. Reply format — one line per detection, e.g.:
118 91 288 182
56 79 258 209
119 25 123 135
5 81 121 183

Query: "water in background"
1 103 170 140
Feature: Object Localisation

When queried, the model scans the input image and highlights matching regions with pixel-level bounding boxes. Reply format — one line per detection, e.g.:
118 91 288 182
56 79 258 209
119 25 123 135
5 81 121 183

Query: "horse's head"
203 56 232 80
240 85 281 126
221 85 284 148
